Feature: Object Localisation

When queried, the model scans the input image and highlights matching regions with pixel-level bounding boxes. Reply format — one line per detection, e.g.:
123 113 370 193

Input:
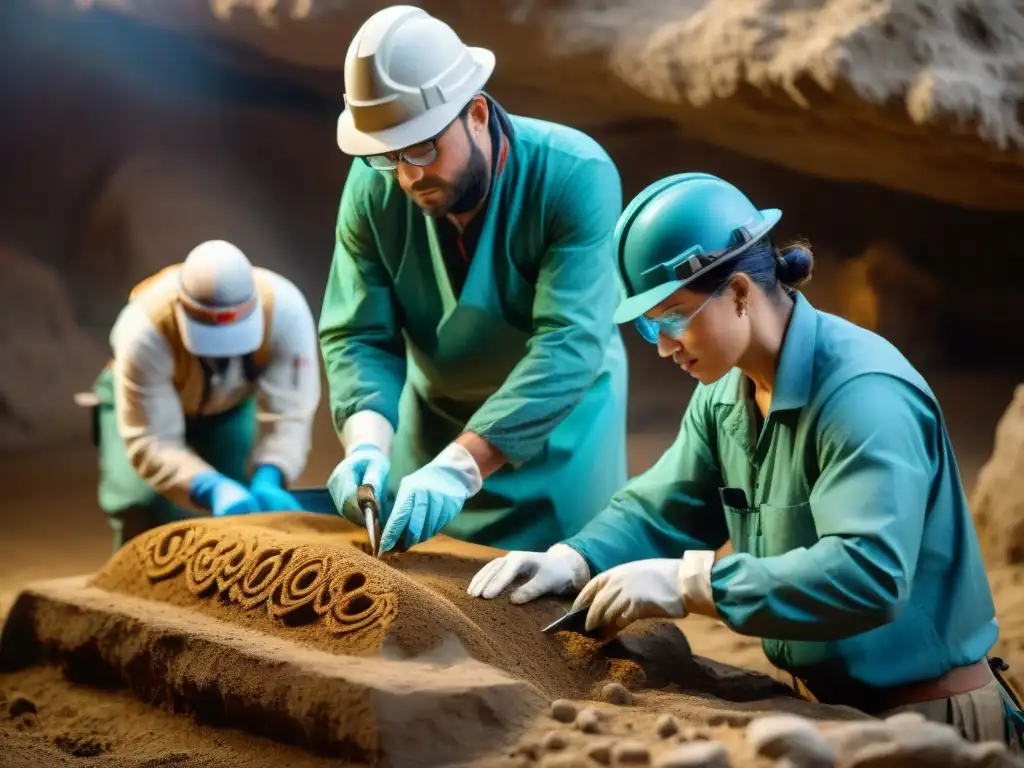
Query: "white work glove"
573 551 719 633
467 544 591 604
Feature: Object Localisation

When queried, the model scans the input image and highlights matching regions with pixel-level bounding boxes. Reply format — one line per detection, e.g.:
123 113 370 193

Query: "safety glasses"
362 101 474 172
363 141 439 172
634 282 729 344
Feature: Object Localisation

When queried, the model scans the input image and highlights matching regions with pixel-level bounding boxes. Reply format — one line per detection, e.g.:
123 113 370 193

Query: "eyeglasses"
363 141 439 172
634 282 728 344
361 103 472 172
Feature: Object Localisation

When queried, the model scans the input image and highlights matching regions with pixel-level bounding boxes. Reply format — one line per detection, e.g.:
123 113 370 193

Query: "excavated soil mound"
0 513 887 766
86 513 626 700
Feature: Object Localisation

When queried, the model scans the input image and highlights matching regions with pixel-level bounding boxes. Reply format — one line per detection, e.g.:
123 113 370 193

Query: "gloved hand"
249 464 303 512
467 544 591 604
327 444 390 524
190 471 261 517
573 557 713 633
379 442 483 553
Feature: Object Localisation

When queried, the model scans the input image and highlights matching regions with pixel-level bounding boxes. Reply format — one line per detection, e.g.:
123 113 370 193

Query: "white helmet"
336 5 495 157
174 240 264 358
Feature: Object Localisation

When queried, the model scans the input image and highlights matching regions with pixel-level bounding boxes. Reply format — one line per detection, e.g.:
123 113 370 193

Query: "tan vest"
124 264 276 415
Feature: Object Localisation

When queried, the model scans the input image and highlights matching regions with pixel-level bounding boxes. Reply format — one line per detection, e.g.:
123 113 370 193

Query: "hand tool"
357 484 383 557
541 605 614 640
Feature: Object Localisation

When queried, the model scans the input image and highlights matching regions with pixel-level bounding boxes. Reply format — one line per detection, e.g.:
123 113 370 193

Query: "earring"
739 305 747 318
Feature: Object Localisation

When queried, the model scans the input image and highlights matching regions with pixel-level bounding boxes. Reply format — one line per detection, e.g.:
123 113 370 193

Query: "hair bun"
776 243 814 288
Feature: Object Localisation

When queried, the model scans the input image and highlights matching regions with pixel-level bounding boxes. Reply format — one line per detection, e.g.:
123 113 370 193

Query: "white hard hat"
173 240 264 358
336 5 495 157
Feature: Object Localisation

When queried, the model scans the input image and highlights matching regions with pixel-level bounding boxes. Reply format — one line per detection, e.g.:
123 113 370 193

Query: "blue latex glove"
190 471 261 517
327 444 391 524
379 442 482 553
249 464 303 512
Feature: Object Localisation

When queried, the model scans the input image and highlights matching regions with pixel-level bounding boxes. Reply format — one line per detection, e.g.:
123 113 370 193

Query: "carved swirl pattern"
141 522 396 636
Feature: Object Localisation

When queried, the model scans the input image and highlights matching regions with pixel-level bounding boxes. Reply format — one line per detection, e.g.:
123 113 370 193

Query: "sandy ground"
0 364 1020 766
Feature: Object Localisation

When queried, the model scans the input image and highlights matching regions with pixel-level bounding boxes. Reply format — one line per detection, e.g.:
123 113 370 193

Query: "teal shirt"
564 293 997 690
319 102 629 548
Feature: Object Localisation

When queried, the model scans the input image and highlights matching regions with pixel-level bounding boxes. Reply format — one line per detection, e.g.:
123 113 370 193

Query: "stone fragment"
656 714 680 739
745 714 836 766
551 699 579 723
602 682 633 706
654 740 731 768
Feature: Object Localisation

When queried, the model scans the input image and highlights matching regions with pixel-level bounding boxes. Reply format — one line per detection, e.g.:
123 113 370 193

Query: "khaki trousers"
880 674 1019 749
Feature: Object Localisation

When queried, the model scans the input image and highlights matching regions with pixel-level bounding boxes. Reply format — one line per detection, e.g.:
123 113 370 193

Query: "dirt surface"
1 516 870 767
2 366 1023 766
5 512 1023 767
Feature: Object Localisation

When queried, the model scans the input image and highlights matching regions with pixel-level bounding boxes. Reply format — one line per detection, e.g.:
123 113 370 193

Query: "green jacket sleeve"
562 389 729 573
463 157 622 464
712 374 932 641
318 165 407 433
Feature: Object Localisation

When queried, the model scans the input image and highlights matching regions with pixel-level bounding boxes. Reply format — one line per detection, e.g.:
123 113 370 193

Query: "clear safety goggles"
634 282 727 344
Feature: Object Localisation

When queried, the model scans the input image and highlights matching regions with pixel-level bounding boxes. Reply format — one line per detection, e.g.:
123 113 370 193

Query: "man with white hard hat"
322 5 629 554
92 240 321 550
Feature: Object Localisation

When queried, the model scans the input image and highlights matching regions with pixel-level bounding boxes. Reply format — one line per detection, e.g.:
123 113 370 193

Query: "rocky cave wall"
2 0 1024 454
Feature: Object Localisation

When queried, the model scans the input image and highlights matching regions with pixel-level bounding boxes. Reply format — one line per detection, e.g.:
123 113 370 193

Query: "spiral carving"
141 522 396 636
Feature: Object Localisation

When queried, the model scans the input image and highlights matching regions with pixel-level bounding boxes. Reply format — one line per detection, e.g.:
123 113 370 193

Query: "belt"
800 660 993 714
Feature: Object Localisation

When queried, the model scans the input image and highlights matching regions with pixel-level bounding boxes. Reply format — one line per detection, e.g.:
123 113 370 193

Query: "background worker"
322 5 628 553
94 239 321 550
468 173 1019 746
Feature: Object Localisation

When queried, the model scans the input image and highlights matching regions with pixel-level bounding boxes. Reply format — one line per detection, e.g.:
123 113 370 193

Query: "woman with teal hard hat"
468 172 1022 746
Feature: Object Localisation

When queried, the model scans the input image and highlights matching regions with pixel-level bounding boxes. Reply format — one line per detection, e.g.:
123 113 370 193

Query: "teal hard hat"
612 173 782 323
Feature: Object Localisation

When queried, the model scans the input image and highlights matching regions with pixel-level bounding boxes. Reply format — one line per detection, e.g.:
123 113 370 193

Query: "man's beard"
416 141 490 218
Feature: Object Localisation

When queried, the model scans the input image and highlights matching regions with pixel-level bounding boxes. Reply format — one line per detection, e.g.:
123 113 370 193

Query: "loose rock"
576 707 603 734
707 712 750 728
587 741 613 766
541 754 592 768
602 682 633 706
513 739 543 761
681 727 712 742
611 740 650 765
845 721 967 767
551 699 579 724
656 714 680 739
7 693 36 718
544 731 571 752
654 740 731 768
883 711 926 728
746 715 836 766
821 722 893 755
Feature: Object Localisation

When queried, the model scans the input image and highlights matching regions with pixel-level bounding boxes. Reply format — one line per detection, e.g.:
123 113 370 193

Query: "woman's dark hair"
686 237 814 296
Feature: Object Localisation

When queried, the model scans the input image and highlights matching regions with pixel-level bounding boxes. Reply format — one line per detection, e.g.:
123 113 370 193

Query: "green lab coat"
93 366 256 547
563 293 998 696
319 109 628 552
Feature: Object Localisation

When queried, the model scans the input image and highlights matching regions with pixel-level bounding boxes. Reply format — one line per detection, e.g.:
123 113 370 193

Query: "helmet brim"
614 282 683 324
175 299 264 358
336 47 495 157
613 208 783 324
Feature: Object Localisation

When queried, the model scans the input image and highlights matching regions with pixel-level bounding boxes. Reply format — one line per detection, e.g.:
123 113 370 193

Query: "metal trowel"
541 605 614 640
357 484 383 558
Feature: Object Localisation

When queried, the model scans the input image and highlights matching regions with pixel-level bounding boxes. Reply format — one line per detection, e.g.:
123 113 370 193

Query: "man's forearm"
455 431 508 479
